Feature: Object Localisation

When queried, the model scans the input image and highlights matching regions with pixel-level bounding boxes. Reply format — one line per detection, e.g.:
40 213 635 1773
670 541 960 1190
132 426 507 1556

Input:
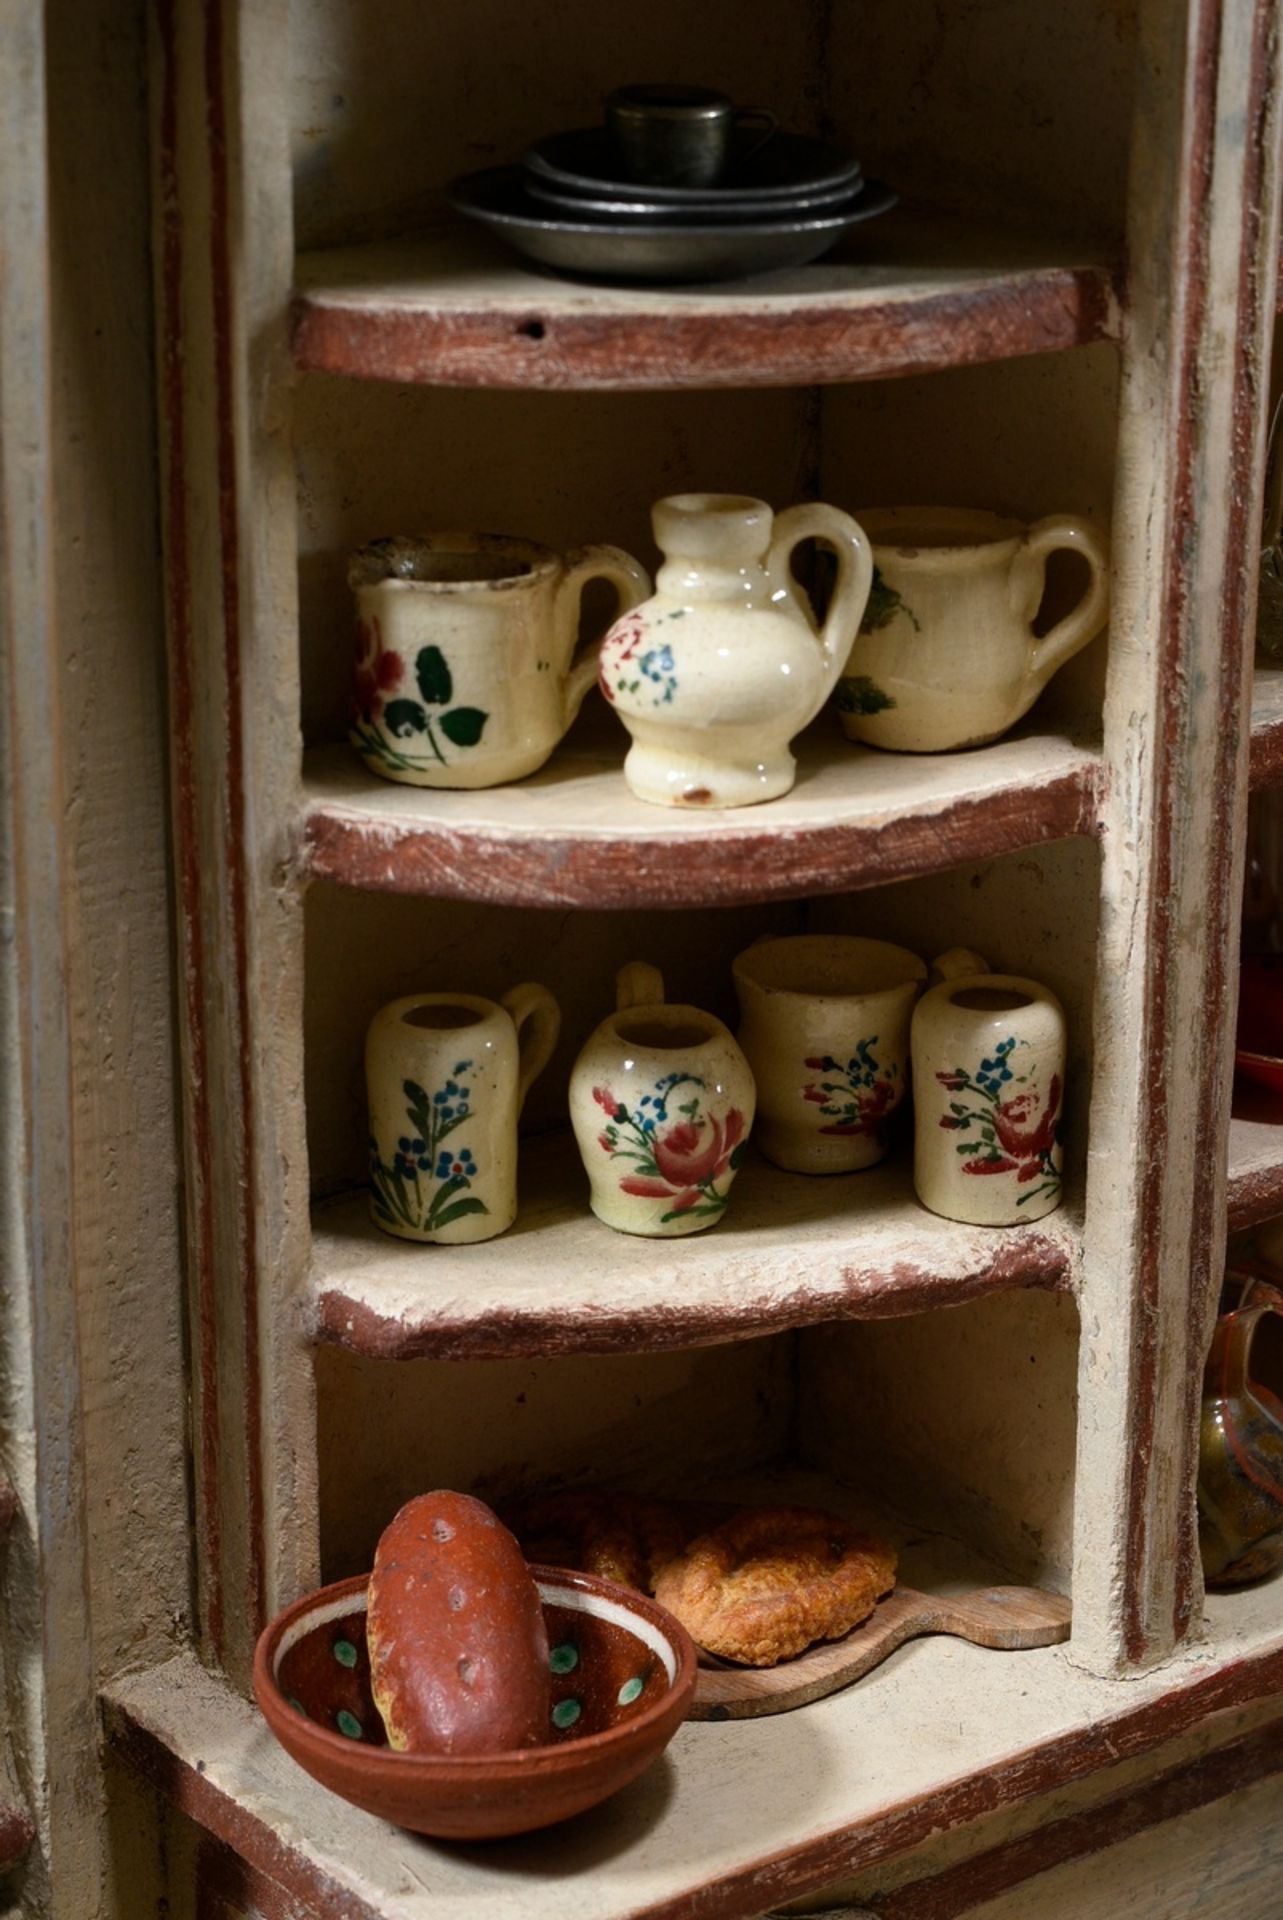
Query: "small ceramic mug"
911 964 1066 1225
835 507 1110 752
569 962 756 1236
349 533 648 789
365 985 560 1244
732 935 928 1174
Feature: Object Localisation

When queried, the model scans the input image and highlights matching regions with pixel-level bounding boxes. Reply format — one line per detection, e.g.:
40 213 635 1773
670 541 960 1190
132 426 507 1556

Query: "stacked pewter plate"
448 83 896 284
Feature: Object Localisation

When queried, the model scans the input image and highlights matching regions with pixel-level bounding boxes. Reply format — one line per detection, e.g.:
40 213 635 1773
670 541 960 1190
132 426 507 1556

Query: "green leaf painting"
859 566 921 634
439 706 489 748
835 675 897 716
416 644 453 706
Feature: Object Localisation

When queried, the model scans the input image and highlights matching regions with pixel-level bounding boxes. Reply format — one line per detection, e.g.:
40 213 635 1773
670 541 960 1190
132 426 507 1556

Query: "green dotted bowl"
253 1566 698 1840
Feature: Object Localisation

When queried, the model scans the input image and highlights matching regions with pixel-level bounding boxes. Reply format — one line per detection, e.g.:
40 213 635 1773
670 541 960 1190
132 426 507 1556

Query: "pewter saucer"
524 126 863 206
446 168 897 284
524 167 865 224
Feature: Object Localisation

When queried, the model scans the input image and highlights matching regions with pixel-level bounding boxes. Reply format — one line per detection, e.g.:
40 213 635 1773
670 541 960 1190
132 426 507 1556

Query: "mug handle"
616 961 664 1011
501 983 561 1112
554 545 651 730
1009 516 1111 692
1208 1302 1283 1431
930 947 990 985
731 106 779 166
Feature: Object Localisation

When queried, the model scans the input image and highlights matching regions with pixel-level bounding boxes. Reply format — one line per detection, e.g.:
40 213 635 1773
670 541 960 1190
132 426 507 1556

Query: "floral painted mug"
569 963 755 1236
365 986 560 1243
911 964 1065 1225
733 935 928 1173
349 533 648 788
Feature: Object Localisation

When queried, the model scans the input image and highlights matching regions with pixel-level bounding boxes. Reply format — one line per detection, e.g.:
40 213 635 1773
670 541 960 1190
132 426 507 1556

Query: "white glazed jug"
835 508 1110 752
350 533 648 788
598 493 873 807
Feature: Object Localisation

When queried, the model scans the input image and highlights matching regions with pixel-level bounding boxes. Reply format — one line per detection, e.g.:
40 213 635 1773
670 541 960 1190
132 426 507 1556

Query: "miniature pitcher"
350 533 648 789
835 508 1110 752
365 985 560 1244
1199 1280 1283 1587
569 962 756 1236
599 493 872 807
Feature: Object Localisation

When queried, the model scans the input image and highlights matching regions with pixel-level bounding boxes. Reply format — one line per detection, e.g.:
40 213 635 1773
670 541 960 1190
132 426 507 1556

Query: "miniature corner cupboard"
2 0 1283 1915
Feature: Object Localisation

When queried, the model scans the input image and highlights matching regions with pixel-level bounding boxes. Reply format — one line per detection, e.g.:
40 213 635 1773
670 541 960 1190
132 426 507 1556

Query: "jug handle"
615 962 664 1011
501 982 561 1112
930 947 990 985
554 545 651 729
1009 516 1111 692
766 504 874 706
1208 1302 1283 1440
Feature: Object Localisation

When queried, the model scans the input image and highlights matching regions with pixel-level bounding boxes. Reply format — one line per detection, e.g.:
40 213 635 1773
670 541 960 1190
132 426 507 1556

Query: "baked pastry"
652 1504 897 1666
367 1490 550 1754
505 1489 727 1592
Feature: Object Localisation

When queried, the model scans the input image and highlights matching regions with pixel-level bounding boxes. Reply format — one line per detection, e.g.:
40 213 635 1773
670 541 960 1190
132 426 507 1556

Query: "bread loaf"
368 1491 550 1754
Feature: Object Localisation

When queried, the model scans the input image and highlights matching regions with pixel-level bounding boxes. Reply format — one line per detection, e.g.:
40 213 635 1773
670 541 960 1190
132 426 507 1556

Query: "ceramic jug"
733 934 929 1174
569 962 756 1236
598 493 873 807
350 533 649 789
911 960 1065 1225
835 508 1110 752
365 985 560 1244
1199 1277 1283 1587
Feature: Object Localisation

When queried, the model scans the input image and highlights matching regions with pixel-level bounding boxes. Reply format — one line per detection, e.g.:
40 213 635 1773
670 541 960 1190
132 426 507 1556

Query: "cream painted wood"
150 0 316 1677
99 1579 1283 1920
310 1141 1081 1356
1071 0 1283 1675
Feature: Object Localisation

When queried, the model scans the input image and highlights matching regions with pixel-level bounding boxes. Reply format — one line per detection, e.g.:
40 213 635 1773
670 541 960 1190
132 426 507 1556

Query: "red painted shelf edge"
1227 1156 1283 1232
102 1635 1283 1920
312 1252 1073 1364
299 765 1103 910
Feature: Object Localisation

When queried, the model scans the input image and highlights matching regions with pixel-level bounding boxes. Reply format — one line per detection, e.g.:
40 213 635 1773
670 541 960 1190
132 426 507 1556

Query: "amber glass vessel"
1198 1275 1283 1588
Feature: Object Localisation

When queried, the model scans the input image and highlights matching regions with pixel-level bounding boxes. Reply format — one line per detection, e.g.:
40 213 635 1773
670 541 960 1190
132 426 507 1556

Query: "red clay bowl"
252 1566 697 1840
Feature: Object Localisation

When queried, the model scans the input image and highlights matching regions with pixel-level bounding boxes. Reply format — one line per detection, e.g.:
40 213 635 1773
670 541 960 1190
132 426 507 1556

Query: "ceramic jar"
733 935 928 1174
1198 1276 1283 1587
835 508 1110 752
365 985 560 1244
598 493 872 808
569 963 756 1236
349 533 648 788
911 966 1066 1225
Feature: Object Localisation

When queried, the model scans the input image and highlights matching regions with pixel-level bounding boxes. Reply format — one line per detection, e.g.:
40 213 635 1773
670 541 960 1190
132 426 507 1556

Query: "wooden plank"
299 729 1102 911
1227 1109 1283 1230
310 1140 1079 1362
102 1585 1283 1920
1070 0 1283 1676
290 211 1119 393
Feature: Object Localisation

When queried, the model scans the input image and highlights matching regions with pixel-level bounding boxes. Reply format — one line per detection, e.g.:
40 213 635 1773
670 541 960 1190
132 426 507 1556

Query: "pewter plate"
524 126 863 205
524 167 865 223
446 168 897 285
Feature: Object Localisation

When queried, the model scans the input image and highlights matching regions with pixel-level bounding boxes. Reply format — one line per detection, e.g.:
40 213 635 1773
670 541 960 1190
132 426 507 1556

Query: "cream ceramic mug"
733 935 929 1174
835 508 1110 752
911 965 1066 1225
569 962 756 1237
349 533 648 788
365 985 560 1244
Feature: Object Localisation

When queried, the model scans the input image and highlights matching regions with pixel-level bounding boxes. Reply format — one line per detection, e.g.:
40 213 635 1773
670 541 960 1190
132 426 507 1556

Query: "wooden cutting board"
688 1584 1072 1719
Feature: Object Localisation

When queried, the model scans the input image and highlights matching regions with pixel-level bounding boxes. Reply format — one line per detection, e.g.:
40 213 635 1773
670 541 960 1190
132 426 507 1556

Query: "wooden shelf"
300 720 1102 911
1228 1105 1283 1231
104 1575 1283 1920
290 207 1120 392
1249 662 1283 788
310 1134 1079 1362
